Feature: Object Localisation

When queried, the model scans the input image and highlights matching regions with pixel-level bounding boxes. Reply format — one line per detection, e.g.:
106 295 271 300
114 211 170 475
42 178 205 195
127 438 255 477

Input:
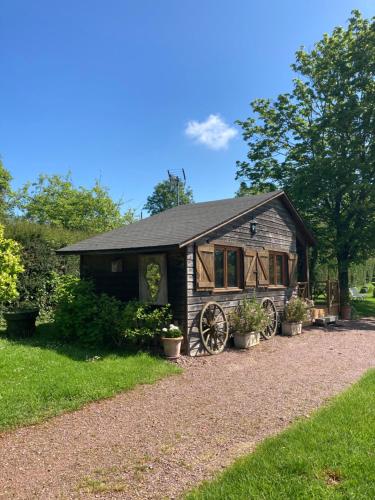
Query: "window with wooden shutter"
257 250 269 286
195 244 215 289
244 248 257 287
288 252 298 287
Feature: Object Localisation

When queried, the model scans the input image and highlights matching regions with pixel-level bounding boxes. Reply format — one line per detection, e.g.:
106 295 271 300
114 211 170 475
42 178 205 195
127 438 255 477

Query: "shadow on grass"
0 323 162 362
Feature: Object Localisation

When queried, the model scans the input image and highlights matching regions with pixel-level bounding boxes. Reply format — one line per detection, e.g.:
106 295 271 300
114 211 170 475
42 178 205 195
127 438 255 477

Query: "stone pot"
161 336 183 359
341 305 351 320
3 308 39 338
281 321 302 336
233 331 260 349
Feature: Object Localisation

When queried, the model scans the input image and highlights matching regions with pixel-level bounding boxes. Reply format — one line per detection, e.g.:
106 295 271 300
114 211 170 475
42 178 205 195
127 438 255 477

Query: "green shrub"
54 278 173 349
4 220 88 318
284 297 309 322
230 298 270 334
117 300 172 348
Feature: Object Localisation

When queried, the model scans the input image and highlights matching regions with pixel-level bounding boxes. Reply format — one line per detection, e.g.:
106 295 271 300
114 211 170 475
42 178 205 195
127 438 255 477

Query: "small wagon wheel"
199 301 229 355
261 297 278 339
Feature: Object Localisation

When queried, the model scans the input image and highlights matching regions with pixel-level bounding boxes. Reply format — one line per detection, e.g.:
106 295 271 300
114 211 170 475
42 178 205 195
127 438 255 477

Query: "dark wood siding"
167 249 187 336
186 198 305 355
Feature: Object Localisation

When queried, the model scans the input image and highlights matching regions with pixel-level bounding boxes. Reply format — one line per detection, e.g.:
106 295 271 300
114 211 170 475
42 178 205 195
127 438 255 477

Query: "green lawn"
0 324 180 432
352 289 375 318
186 369 375 500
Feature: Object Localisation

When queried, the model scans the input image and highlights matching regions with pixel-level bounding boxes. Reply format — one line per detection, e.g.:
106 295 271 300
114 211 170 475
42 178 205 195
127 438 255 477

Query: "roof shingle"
57 191 311 254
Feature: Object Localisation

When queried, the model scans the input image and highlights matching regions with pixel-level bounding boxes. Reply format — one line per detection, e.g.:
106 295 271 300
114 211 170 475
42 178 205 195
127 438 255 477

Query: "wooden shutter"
257 250 269 286
243 248 257 287
196 244 215 289
288 252 298 287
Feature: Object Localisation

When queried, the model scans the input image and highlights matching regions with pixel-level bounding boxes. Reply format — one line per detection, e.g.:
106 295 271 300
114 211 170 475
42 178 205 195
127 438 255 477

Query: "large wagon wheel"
261 297 278 339
199 301 229 355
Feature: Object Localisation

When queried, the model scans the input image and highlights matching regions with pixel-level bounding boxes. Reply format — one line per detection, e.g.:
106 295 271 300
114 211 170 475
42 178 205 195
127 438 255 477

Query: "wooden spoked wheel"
199 301 229 355
261 297 278 339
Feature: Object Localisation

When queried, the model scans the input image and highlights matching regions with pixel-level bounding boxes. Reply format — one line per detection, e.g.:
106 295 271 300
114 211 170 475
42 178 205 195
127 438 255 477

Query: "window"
269 252 287 286
111 259 123 273
214 246 241 289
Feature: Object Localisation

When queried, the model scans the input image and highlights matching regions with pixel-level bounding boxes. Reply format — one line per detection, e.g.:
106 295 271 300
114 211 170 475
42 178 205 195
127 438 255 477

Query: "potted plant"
161 324 184 359
3 301 39 339
230 298 270 349
282 296 308 336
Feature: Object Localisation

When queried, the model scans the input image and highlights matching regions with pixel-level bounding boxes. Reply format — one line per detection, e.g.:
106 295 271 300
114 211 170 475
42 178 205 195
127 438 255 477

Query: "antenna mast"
167 168 186 207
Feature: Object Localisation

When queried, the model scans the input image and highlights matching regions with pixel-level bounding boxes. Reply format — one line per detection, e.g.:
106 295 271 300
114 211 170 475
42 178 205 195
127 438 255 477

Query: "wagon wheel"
261 297 278 339
199 301 229 355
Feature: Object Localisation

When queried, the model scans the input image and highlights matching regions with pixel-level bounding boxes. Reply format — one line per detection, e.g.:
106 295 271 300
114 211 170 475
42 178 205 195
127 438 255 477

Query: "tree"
235 11 375 305
0 158 13 220
0 224 24 305
144 179 194 215
16 173 135 233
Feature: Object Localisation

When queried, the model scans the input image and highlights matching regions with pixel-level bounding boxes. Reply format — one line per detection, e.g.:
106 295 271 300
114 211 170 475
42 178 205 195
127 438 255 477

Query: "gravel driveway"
1 319 374 499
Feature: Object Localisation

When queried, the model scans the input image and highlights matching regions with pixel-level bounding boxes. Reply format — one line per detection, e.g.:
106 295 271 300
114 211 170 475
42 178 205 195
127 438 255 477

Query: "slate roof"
57 190 314 254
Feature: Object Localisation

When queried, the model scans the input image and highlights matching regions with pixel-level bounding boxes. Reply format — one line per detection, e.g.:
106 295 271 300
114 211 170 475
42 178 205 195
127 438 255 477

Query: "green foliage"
284 297 309 323
54 278 173 348
4 220 84 318
186 369 375 499
0 224 24 305
118 300 173 347
0 159 13 220
15 172 135 233
0 324 180 431
236 11 375 304
230 298 270 334
144 179 194 215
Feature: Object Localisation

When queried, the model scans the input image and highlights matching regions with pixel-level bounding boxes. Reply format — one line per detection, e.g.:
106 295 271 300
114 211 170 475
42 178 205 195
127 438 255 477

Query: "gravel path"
1 319 374 499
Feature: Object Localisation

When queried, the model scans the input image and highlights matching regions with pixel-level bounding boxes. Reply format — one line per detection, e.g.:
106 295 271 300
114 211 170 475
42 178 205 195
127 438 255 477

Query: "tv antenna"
168 168 186 206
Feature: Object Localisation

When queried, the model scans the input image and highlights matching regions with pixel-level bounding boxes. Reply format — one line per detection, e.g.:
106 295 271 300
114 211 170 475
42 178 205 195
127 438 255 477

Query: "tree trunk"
337 257 350 306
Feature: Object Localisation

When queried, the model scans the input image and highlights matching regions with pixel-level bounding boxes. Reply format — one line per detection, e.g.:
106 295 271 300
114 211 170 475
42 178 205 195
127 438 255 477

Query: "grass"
351 285 375 318
186 369 375 500
0 324 180 432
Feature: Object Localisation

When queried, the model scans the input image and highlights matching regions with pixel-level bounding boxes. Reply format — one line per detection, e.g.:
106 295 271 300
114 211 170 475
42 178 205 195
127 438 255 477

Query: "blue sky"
1 1 373 216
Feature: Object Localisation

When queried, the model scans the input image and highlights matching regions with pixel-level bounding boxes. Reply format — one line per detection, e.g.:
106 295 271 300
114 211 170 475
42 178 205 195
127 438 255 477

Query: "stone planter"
281 321 302 336
3 308 39 338
340 305 351 320
233 331 260 349
161 336 183 359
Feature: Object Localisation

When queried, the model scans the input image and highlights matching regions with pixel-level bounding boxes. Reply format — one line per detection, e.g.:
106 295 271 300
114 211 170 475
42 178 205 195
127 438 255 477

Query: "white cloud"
185 114 237 150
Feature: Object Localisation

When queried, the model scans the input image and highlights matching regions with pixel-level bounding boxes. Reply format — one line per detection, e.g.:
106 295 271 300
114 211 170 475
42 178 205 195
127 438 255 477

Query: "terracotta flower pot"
161 336 183 359
341 305 351 320
281 321 302 336
233 331 260 349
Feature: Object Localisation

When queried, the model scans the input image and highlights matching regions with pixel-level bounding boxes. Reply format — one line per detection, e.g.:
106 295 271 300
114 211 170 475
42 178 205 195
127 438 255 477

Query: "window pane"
269 255 275 285
227 250 238 287
276 255 283 285
215 249 224 288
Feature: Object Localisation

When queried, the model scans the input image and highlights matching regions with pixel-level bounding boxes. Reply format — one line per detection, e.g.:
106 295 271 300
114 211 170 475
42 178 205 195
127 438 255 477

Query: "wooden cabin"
57 190 315 355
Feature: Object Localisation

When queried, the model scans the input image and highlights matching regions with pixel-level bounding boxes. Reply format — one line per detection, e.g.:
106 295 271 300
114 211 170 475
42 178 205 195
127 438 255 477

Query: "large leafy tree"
144 179 193 215
236 11 375 304
16 173 134 233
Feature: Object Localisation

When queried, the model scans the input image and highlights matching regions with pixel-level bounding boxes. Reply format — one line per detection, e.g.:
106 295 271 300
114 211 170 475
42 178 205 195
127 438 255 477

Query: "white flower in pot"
161 324 183 359
282 297 309 336
230 298 270 349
